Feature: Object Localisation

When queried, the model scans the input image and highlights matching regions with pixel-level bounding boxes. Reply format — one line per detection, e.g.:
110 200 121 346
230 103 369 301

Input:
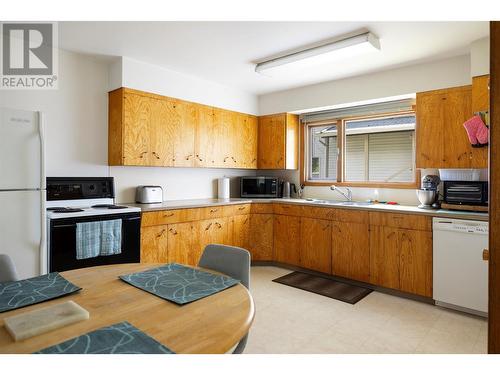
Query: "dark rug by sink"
272 271 372 304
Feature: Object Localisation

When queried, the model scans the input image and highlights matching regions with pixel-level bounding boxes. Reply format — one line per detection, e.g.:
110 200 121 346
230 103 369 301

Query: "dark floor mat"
272 271 372 304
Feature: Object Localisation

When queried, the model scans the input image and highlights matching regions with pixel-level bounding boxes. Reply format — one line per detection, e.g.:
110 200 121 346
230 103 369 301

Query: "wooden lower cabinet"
249 214 273 260
232 214 251 249
399 229 433 297
369 226 400 290
273 215 301 266
331 222 370 283
197 217 230 253
300 217 331 274
141 225 169 263
167 222 200 266
139 204 434 298
369 225 432 297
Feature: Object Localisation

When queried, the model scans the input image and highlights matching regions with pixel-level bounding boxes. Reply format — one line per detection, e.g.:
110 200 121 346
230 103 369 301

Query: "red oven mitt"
463 115 489 145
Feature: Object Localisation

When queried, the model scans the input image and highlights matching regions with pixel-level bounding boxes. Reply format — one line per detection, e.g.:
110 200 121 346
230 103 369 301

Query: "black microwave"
240 176 279 198
443 181 488 206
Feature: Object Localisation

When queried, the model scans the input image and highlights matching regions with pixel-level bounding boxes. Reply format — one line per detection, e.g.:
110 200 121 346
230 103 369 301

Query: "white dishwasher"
433 217 488 316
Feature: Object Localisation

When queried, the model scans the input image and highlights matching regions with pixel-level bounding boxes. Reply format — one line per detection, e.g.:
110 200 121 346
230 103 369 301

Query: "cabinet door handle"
205 223 212 231
157 229 166 238
322 224 330 231
238 206 246 211
251 158 257 163
223 156 229 162
215 222 222 228
231 156 237 163
139 151 148 158
243 218 249 224
168 228 178 235
152 151 160 159
164 212 174 218
483 249 489 261
264 217 272 224
210 208 218 213
420 152 430 161
185 154 193 160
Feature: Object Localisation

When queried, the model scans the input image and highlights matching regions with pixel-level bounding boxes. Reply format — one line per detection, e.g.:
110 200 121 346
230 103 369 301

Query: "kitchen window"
303 112 417 187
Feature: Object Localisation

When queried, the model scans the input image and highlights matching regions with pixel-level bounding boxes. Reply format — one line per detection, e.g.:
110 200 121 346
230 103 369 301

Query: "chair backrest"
198 244 250 289
0 254 19 283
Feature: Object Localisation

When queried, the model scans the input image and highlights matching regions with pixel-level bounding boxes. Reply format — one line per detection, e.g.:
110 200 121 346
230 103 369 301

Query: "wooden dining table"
0 263 255 354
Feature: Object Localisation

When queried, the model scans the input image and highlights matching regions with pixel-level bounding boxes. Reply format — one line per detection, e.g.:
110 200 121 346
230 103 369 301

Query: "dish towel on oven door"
76 219 122 259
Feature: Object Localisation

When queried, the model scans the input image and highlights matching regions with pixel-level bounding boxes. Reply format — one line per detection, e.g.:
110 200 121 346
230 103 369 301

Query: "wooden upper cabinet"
472 75 490 114
416 85 487 169
108 87 258 169
172 99 197 167
258 113 299 169
195 105 217 167
120 91 154 166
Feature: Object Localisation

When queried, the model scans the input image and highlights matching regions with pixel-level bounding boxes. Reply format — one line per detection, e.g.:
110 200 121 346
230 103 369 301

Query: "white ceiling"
59 22 488 95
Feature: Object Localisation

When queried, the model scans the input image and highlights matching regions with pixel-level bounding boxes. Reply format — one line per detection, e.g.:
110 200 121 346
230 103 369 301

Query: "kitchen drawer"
369 211 431 231
141 208 201 226
301 205 336 220
336 208 369 224
225 204 251 216
250 203 274 214
202 206 225 219
273 203 303 216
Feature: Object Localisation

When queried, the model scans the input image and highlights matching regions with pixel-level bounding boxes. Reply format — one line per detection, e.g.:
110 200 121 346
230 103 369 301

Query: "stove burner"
51 208 85 213
92 204 128 209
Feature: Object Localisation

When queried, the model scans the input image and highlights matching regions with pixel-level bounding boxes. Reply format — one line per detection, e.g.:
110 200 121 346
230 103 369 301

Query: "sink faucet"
330 185 353 202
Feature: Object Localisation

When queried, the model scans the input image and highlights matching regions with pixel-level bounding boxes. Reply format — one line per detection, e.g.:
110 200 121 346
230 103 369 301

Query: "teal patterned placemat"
36 321 174 354
0 273 81 313
119 263 239 305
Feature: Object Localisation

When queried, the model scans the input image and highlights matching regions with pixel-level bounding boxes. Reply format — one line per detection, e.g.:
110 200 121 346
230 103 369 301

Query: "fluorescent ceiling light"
255 32 380 74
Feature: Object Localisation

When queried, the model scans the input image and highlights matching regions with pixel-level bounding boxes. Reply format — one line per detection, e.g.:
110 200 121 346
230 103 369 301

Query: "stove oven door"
48 212 141 272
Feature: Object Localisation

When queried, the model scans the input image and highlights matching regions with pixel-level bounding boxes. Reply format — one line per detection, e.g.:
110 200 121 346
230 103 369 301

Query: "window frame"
300 111 419 189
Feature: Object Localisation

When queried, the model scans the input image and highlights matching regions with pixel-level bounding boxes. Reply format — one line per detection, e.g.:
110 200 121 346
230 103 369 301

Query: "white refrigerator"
0 107 46 279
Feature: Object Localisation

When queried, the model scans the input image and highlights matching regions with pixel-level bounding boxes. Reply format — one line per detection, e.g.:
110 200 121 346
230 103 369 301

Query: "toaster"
135 185 163 204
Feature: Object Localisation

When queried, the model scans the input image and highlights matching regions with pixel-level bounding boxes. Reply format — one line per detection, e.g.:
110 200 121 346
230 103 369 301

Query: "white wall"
110 56 259 114
111 166 253 203
470 37 490 76
0 49 109 177
258 55 471 115
105 56 260 202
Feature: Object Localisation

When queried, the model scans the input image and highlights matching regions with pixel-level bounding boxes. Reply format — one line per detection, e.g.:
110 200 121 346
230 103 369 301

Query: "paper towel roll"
217 177 230 199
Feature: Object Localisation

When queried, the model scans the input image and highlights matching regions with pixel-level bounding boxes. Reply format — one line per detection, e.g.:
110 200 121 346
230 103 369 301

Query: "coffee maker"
416 175 441 209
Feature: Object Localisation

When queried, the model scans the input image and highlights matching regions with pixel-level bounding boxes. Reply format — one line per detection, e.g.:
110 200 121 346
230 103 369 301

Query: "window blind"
344 131 414 183
301 98 415 124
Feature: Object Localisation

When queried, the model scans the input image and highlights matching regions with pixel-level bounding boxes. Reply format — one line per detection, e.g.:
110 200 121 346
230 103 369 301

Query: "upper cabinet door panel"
195 105 216 167
172 100 197 167
150 98 175 167
258 115 286 169
122 92 152 166
443 87 472 168
416 91 445 168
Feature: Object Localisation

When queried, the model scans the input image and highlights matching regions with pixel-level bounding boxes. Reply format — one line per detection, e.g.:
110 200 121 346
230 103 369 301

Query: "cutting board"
4 300 89 341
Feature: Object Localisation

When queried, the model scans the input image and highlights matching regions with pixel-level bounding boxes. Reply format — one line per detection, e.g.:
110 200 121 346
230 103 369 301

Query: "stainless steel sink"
304 199 374 206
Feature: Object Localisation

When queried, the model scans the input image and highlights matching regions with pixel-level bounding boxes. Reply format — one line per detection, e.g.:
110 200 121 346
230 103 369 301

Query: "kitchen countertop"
127 198 489 222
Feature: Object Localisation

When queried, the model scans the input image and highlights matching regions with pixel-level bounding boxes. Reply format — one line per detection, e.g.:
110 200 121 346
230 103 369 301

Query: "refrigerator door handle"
40 189 47 275
38 112 46 190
